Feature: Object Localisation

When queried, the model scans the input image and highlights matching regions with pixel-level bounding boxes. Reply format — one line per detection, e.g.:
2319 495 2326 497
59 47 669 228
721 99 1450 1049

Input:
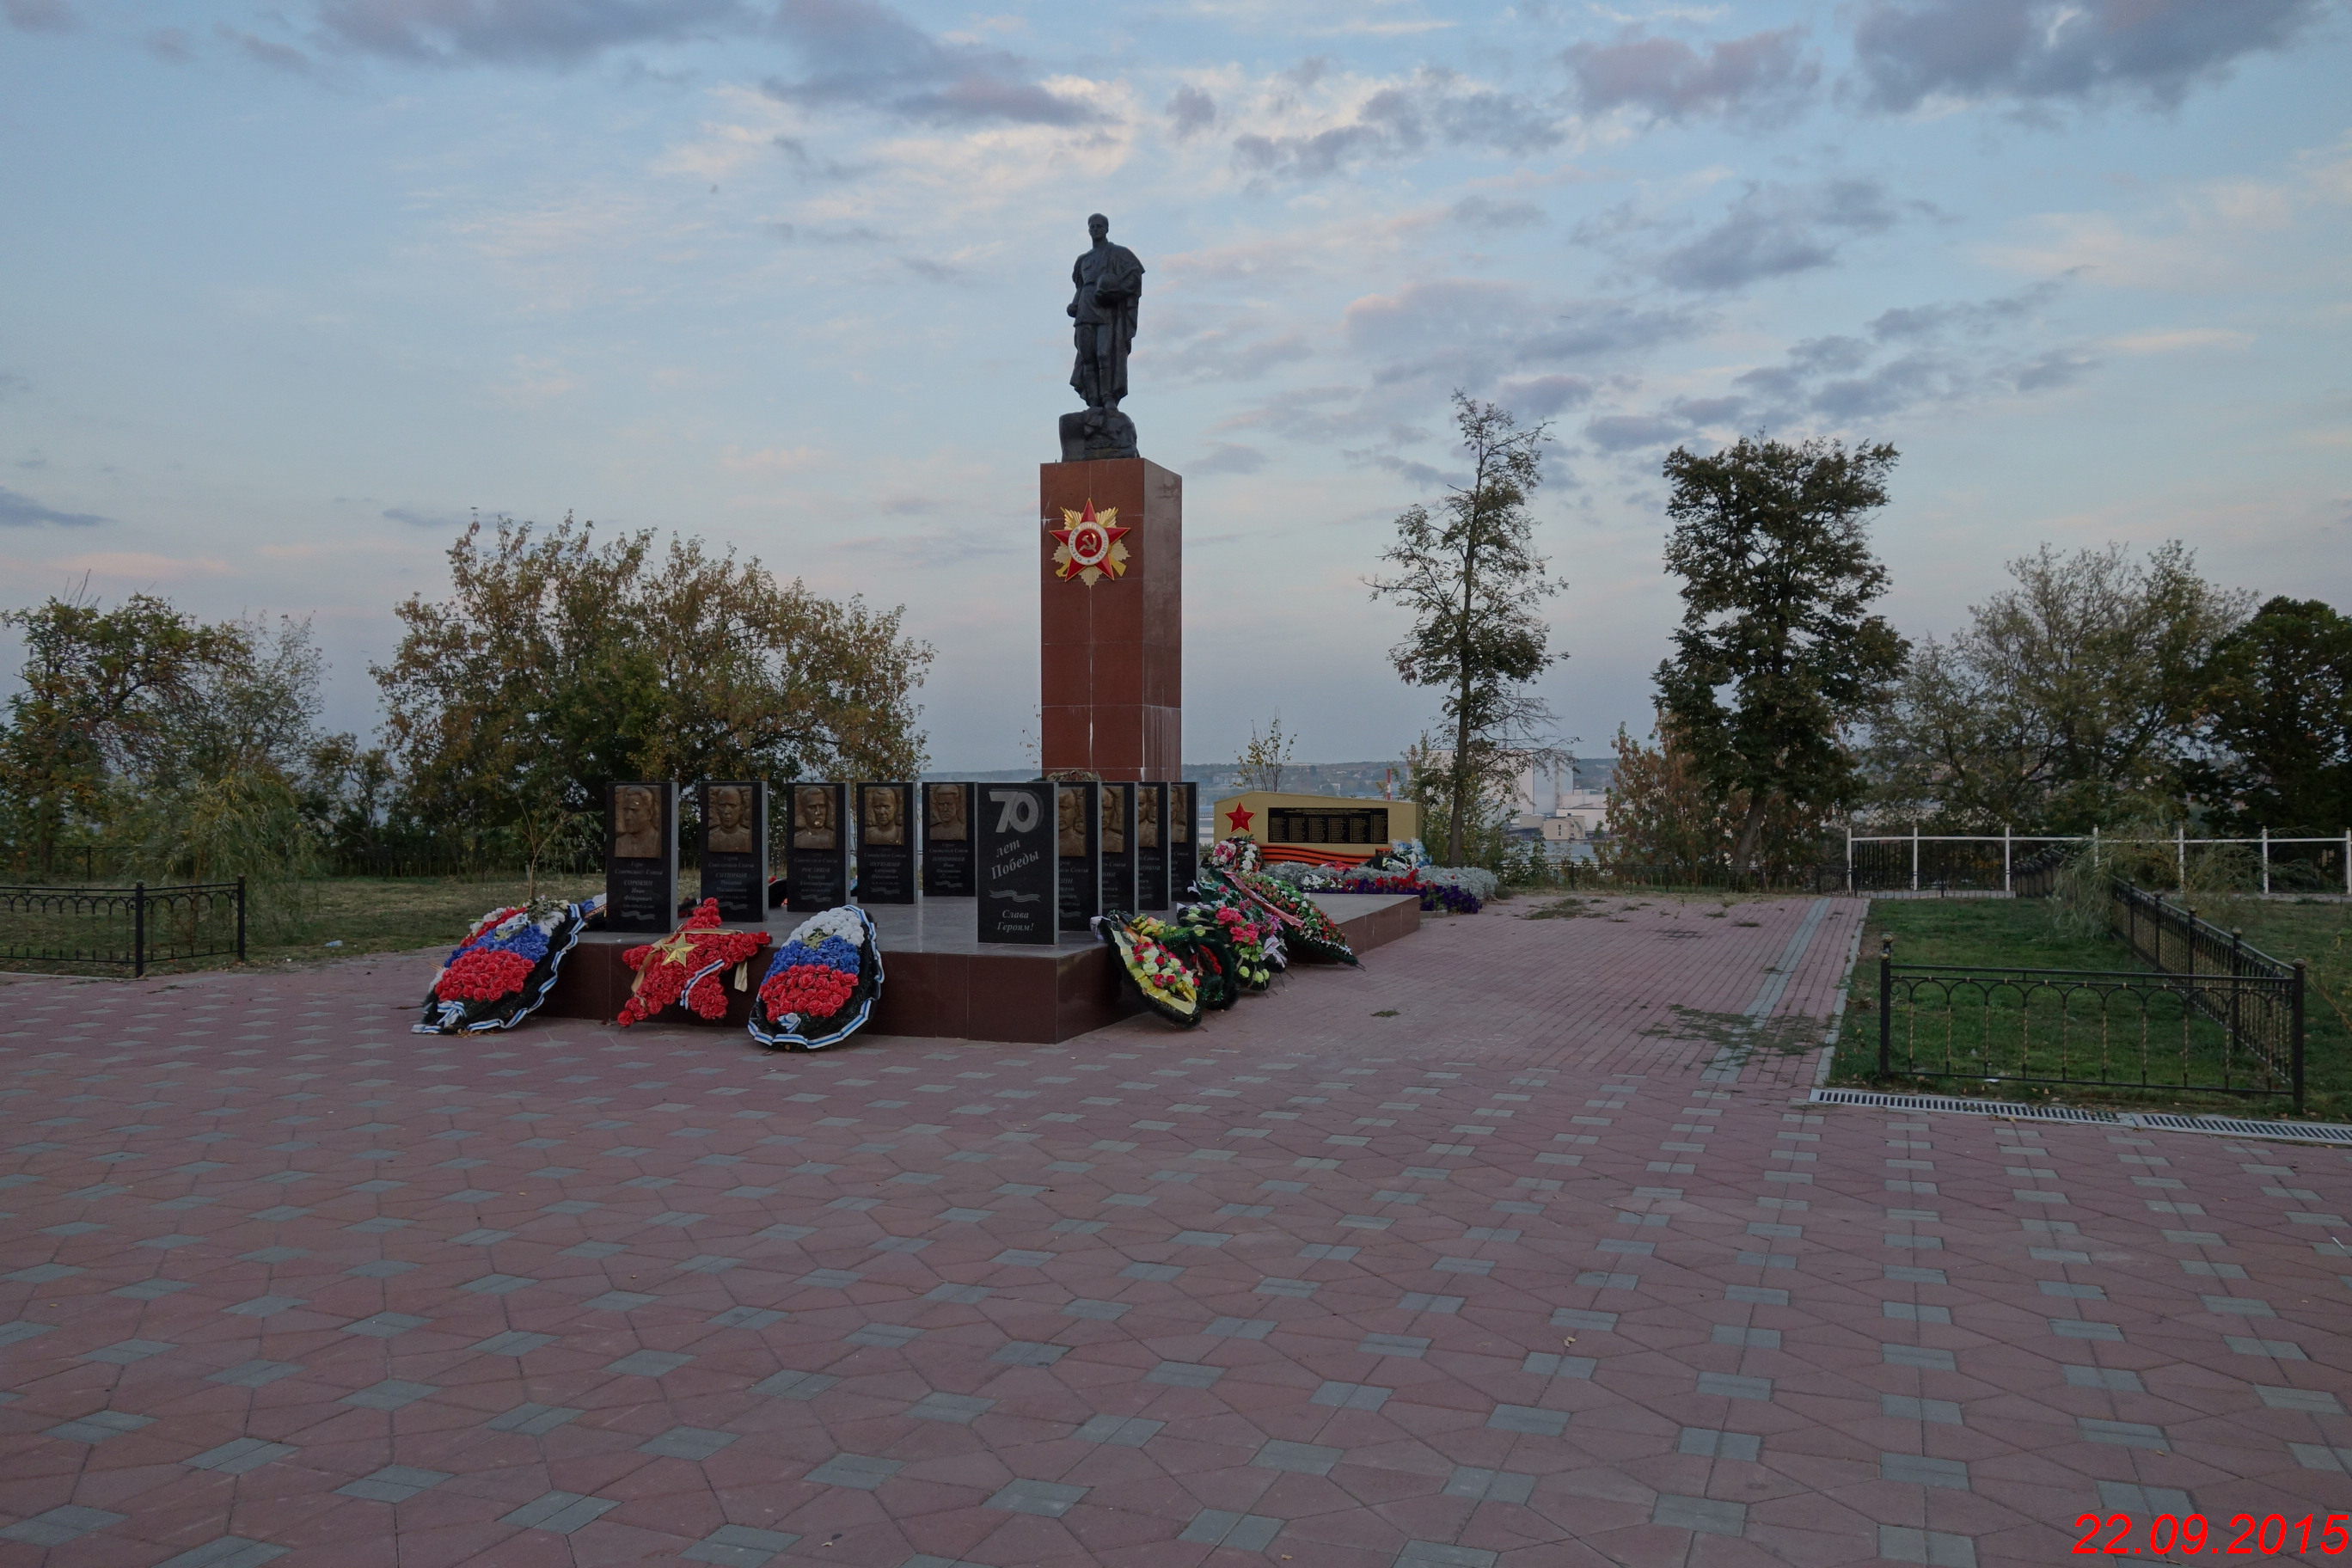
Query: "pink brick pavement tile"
4 896 2349 1567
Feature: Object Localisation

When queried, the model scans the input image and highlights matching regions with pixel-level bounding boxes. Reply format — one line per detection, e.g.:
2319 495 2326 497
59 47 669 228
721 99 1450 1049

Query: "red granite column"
1040 457 1181 781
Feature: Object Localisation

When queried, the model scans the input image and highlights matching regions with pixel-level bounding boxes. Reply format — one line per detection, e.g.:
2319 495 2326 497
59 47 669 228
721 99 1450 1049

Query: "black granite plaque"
1098 781 1137 915
1170 781 1199 896
697 780 769 923
785 781 850 912
1055 780 1099 933
922 781 976 897
978 781 1056 945
605 780 678 933
855 781 916 904
1268 805 1390 848
1136 781 1171 910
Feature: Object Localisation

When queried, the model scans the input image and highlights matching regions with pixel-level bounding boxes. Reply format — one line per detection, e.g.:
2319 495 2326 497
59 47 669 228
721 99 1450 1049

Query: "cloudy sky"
3 0 2347 772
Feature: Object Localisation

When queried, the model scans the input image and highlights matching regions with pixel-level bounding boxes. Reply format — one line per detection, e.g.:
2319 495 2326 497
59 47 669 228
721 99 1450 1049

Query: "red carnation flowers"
435 948 536 1003
618 899 771 1027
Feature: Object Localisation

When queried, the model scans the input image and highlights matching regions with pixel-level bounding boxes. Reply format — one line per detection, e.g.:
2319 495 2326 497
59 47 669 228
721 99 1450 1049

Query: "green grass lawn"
3 873 612 979
251 874 612 969
1833 894 2352 1122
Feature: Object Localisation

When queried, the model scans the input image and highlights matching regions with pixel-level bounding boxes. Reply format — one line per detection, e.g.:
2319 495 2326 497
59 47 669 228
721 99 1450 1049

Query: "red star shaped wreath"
1050 499 1130 586
617 898 772 1025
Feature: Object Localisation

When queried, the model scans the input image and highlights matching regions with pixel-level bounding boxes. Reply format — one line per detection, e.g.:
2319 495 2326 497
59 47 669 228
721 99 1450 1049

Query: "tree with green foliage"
2190 596 2352 833
1369 393 1562 866
1871 542 2250 830
1602 715 1830 879
1 592 341 917
376 516 932 866
2 591 238 874
1656 435 1908 870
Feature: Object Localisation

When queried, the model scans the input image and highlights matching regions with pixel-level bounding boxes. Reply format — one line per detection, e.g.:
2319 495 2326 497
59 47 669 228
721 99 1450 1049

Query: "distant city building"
1509 757 1615 842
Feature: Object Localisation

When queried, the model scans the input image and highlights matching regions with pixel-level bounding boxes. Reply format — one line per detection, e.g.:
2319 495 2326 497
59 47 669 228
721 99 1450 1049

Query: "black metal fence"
2008 844 2071 898
1877 878 2306 1108
0 881 247 977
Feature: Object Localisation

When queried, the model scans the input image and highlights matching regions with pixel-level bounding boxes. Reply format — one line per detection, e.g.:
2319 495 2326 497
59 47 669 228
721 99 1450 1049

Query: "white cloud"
1981 142 2351 290
2105 328 2252 354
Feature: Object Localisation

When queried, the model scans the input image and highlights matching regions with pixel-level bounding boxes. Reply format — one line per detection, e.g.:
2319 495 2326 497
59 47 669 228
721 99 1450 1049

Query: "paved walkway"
0 895 2346 1567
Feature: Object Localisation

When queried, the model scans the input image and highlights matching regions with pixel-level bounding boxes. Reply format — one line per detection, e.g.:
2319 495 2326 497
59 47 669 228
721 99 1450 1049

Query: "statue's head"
1087 212 1109 242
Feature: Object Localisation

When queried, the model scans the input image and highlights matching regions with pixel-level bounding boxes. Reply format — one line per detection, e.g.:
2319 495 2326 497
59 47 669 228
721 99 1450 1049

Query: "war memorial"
0 212 2342 1568
518 212 1424 1045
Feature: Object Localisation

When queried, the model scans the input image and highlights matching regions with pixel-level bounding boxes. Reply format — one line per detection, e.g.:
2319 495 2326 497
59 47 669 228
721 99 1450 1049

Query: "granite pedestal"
539 891 1421 1043
1040 456 1181 780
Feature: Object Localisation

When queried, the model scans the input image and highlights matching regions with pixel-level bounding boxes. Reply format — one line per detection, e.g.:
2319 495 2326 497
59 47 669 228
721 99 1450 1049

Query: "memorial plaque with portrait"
855 781 916 904
1097 781 1136 914
785 781 850 912
921 781 976 897
978 781 1057 945
1054 780 1100 933
1170 781 1199 894
1135 781 1171 910
697 780 769 923
605 780 679 933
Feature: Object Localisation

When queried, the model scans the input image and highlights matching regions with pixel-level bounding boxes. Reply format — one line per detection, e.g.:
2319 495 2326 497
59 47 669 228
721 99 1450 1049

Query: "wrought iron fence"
1876 881 2306 1109
0 881 247 977
2007 843 2071 897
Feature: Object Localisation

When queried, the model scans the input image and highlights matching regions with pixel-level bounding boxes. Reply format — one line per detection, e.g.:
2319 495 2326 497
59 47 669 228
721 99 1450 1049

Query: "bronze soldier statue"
1063 212 1144 461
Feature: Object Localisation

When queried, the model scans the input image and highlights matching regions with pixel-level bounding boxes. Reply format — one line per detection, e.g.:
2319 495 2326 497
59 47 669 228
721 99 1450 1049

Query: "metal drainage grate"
1808 1088 2119 1124
2119 1114 2352 1146
1808 1091 2352 1145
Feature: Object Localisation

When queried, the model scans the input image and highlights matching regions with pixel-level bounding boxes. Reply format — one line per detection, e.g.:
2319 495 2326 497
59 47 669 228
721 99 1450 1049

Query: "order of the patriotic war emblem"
1049 499 1130 586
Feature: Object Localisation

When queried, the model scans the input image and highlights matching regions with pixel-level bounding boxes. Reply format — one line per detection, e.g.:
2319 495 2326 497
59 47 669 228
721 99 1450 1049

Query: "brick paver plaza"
2 896 2347 1566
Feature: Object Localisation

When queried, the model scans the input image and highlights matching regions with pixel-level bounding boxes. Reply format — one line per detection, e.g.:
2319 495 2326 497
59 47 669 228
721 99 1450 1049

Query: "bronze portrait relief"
1100 784 1126 854
1057 785 1087 859
1137 784 1160 849
613 785 663 860
863 786 905 846
793 786 837 850
706 786 754 854
927 783 968 842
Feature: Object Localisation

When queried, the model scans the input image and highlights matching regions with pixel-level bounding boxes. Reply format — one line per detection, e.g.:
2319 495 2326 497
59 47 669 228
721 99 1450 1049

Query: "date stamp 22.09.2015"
2073 1512 2349 1557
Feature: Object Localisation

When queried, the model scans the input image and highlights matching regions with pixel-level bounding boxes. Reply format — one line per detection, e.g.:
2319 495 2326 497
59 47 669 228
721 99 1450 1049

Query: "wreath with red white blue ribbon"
748 905 885 1050
414 894 603 1035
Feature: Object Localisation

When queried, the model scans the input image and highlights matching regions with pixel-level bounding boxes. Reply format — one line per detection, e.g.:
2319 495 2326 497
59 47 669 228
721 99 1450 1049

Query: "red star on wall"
1224 805 1255 832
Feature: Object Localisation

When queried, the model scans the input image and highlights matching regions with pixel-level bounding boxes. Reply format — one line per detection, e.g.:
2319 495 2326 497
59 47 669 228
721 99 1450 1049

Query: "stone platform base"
541 891 1420 1044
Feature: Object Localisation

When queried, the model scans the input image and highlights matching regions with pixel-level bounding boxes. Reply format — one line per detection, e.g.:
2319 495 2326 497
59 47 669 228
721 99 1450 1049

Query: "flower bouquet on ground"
415 894 603 1035
748 906 884 1050
617 898 772 1026
1096 910 1204 1026
1171 903 1272 997
1195 861 1356 966
1207 834 1264 874
1334 869 1482 916
1150 911 1239 1010
1242 871 1357 965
